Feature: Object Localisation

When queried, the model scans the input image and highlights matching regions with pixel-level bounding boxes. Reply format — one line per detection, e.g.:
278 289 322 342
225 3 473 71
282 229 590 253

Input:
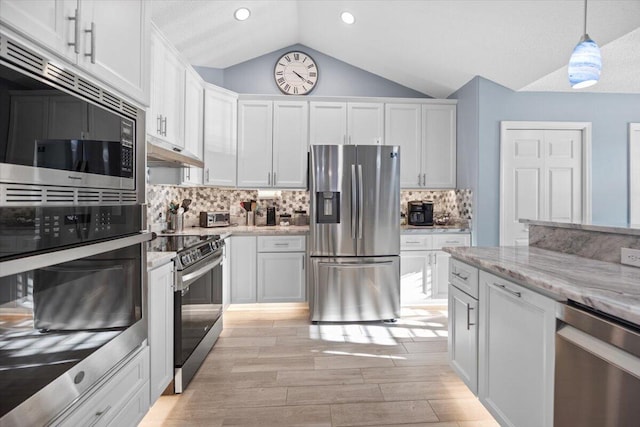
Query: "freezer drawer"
310 256 400 322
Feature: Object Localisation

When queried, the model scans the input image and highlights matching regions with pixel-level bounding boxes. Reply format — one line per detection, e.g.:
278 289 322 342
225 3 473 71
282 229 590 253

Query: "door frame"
630 123 640 225
499 121 592 246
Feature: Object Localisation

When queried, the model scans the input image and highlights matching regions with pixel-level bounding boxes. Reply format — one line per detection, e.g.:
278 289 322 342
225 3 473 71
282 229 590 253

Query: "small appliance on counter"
266 207 276 226
199 211 230 228
407 201 434 226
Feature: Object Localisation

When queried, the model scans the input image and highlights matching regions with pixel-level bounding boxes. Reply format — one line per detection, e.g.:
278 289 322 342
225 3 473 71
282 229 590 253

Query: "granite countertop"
445 246 640 325
157 225 309 237
521 219 640 236
147 251 176 269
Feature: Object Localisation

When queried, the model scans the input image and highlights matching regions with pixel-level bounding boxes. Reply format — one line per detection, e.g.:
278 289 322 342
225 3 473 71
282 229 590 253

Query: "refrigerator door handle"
358 164 364 239
351 164 357 239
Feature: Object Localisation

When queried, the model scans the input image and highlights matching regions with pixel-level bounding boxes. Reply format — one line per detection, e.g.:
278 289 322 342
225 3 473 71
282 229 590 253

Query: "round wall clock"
273 51 318 95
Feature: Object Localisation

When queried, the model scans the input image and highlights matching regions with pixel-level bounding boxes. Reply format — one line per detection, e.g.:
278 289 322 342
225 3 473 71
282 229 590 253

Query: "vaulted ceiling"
152 0 640 98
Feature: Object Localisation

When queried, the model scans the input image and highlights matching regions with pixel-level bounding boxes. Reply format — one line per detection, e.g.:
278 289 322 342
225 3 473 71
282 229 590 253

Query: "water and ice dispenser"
316 191 340 223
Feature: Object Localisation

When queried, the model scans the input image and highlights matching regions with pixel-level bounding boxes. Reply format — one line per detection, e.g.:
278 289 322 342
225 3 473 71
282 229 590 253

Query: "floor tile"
276 369 364 386
379 380 476 401
429 398 496 421
228 326 300 337
402 340 449 353
222 404 332 426
330 400 439 426
232 356 315 373
391 351 449 367
186 387 288 408
189 370 279 388
286 384 383 405
215 336 277 347
314 354 396 370
361 365 459 383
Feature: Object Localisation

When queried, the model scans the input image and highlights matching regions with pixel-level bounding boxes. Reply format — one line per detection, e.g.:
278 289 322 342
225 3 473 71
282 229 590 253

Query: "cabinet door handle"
452 271 469 281
90 405 111 427
162 117 167 136
466 304 475 330
67 9 80 53
268 172 271 185
422 173 426 187
418 174 421 186
494 283 521 298
273 172 276 186
206 169 210 182
84 22 96 64
157 114 162 134
302 256 305 270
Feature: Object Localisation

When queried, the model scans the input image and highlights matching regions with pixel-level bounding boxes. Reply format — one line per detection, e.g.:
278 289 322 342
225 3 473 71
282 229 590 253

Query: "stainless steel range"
150 234 225 393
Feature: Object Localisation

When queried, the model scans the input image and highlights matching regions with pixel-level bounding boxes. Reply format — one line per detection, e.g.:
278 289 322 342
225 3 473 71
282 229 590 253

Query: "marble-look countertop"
157 225 309 237
445 246 640 325
521 219 640 236
147 251 176 269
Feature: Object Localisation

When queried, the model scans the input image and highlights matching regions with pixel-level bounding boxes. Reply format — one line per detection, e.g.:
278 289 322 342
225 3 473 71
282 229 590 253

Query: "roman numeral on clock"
284 84 290 92
309 72 317 77
293 87 298 94
285 55 291 62
276 71 283 76
277 77 285 85
308 64 315 69
294 53 299 60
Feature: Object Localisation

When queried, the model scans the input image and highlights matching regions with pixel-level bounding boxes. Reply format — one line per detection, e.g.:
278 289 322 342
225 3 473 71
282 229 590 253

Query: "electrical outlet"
621 248 640 268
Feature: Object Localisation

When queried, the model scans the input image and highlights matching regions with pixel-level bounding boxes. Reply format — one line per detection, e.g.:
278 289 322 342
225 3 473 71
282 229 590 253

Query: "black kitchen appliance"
266 207 276 226
407 201 434 226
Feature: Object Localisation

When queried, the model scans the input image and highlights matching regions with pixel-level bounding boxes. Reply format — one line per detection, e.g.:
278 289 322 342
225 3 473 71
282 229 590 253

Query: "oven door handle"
179 254 223 289
0 232 153 278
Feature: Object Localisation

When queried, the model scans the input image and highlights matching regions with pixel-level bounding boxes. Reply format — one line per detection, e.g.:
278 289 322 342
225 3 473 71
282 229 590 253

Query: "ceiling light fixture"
341 11 355 25
234 7 251 21
568 0 601 89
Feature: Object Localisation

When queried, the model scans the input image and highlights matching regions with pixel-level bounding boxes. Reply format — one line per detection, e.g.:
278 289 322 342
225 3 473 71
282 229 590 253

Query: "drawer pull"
444 240 460 244
405 240 421 244
273 243 289 247
494 283 521 298
452 271 469 281
90 406 111 426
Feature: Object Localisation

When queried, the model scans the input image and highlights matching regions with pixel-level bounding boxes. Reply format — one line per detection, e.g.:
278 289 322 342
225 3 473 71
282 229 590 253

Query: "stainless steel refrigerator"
309 144 400 322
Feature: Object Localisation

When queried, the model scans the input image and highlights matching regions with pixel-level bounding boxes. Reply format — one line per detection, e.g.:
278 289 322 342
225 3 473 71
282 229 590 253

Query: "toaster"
199 211 230 228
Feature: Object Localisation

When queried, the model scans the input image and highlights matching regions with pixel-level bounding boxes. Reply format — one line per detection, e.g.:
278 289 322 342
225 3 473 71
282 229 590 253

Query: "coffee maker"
407 201 434 226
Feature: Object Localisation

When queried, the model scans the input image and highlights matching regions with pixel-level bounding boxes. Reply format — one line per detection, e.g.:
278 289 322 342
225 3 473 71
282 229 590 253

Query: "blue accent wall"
451 76 640 246
194 44 429 98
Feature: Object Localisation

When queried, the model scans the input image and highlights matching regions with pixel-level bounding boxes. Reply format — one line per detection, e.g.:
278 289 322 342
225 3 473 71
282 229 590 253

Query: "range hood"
146 140 204 168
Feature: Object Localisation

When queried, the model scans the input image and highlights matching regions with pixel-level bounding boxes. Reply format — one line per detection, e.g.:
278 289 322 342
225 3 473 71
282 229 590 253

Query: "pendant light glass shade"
568 34 602 88
568 0 601 89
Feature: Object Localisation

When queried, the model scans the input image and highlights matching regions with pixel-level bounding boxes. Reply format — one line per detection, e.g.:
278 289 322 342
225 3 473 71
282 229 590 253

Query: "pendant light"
568 0 602 89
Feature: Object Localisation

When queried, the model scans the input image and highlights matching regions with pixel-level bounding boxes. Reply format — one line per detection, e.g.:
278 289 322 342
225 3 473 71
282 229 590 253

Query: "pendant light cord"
583 0 588 35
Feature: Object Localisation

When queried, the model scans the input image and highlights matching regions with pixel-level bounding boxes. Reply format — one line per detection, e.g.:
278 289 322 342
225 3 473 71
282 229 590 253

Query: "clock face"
273 51 318 95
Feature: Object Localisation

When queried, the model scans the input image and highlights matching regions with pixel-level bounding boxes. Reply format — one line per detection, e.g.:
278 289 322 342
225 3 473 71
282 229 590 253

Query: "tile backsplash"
147 185 472 229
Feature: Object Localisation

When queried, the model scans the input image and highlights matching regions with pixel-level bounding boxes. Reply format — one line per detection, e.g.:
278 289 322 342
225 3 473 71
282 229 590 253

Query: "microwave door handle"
0 232 153 278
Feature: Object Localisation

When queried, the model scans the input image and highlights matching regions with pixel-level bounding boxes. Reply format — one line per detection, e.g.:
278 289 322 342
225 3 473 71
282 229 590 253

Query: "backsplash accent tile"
147 185 472 229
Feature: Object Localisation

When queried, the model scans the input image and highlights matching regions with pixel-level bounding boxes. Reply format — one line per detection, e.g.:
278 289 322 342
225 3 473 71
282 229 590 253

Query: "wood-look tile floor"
140 306 498 427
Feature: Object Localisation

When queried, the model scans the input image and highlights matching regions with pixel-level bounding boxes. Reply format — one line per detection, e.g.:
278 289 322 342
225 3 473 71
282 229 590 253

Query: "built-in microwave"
0 35 140 195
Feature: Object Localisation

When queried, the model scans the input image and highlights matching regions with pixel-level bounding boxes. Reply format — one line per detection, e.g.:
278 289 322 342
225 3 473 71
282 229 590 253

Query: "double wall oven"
0 32 148 425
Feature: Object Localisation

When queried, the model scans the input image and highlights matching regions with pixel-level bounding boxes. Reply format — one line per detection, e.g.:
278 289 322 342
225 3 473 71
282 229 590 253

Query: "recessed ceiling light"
234 7 251 21
341 11 355 25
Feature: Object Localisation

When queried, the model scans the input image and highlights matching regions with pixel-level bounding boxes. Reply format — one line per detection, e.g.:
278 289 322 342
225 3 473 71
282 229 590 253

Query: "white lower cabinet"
478 271 556 427
448 283 478 394
54 346 149 427
400 232 470 305
230 235 306 304
147 262 174 404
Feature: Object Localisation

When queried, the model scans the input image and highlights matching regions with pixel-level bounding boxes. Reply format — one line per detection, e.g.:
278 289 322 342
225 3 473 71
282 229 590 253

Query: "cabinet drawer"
257 235 306 252
433 234 470 249
55 347 149 427
449 258 479 299
400 234 433 251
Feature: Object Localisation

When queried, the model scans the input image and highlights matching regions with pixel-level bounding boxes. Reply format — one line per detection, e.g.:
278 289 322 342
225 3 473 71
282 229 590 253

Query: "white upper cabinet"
0 0 150 105
237 100 308 189
184 67 204 161
385 103 423 188
273 101 308 188
347 102 384 145
422 104 456 188
386 102 456 189
310 101 384 145
237 100 273 188
148 25 184 149
203 85 237 187
309 102 347 145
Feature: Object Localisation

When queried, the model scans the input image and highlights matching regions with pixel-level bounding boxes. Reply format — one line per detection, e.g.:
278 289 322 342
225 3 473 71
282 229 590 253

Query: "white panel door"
309 102 347 145
237 100 273 188
230 236 257 304
432 251 450 299
501 126 585 246
257 252 306 302
273 101 308 188
630 124 640 226
204 87 237 187
385 104 422 188
347 102 384 145
422 104 456 188
400 251 431 306
448 284 478 394
0 0 78 63
161 50 185 148
183 68 204 160
148 262 173 404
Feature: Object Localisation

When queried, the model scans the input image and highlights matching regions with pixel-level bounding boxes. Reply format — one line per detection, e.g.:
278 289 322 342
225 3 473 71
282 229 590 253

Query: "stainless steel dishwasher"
555 303 640 426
